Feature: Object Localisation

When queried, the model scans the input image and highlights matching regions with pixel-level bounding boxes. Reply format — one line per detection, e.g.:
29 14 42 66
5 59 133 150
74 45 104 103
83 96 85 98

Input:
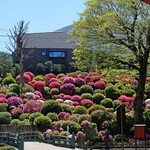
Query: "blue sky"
0 0 86 52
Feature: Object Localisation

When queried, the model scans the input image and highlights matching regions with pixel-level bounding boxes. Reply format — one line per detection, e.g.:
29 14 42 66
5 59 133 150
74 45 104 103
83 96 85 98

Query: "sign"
135 124 146 139
140 0 150 4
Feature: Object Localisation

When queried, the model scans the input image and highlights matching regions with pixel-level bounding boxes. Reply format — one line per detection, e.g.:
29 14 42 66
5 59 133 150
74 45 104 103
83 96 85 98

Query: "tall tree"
6 21 31 93
68 0 150 124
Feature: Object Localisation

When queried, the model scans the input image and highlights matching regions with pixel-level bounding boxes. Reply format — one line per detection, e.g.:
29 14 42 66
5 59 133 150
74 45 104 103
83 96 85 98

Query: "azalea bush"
7 96 23 106
60 83 75 95
33 81 45 92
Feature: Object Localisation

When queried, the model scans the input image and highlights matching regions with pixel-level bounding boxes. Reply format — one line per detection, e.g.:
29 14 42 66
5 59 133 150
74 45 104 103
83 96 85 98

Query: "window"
42 51 46 56
49 51 65 57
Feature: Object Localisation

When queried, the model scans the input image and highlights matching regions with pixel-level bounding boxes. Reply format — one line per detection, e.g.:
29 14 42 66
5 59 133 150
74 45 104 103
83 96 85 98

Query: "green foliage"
10 119 22 126
93 89 105 94
2 77 15 85
62 105 72 114
143 110 150 128
19 113 30 121
88 104 106 114
56 73 66 79
73 87 80 95
100 98 114 108
0 103 8 112
0 112 11 124
5 92 18 99
9 84 20 95
34 116 52 132
29 112 44 123
0 88 8 94
23 85 35 93
41 100 62 115
33 75 44 81
145 84 150 98
50 88 60 96
0 145 16 150
57 80 63 85
81 93 92 100
80 85 93 95
45 61 53 74
0 78 2 84
73 106 88 115
79 114 91 124
113 100 122 109
92 93 105 104
46 112 58 122
59 131 70 136
12 64 20 78
105 85 121 100
121 88 135 97
61 121 81 134
36 63 44 75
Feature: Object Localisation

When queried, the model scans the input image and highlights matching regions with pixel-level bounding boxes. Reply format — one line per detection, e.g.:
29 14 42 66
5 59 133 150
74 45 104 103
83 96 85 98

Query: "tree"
69 0 150 124
0 52 12 78
36 63 44 75
6 21 31 93
45 61 53 74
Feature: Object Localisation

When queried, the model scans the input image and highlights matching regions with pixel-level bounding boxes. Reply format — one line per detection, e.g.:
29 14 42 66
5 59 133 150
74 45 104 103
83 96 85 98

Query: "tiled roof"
24 31 76 49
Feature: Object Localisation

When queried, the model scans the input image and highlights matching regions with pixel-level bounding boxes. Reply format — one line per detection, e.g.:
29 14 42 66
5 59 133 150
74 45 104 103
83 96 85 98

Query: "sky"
0 0 87 53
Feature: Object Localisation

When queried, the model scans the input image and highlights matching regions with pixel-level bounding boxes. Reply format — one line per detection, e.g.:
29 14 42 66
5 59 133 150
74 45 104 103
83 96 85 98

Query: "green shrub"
43 87 50 95
10 119 21 127
113 100 122 109
73 106 88 115
105 85 121 100
88 104 106 114
145 84 150 98
41 100 62 115
115 83 124 89
0 112 11 124
0 103 8 112
80 85 94 95
90 110 112 130
0 78 2 84
47 112 58 122
68 115 79 123
23 85 35 93
50 88 60 96
0 145 16 150
79 114 91 124
57 80 63 85
81 93 93 100
29 112 44 123
100 98 114 108
9 84 20 95
33 76 44 81
34 116 52 132
0 89 8 94
144 110 150 127
21 119 30 125
2 77 15 85
92 93 105 104
73 87 80 95
5 92 17 99
62 105 72 114
23 98 29 104
121 88 135 97
56 73 66 79
19 113 30 121
61 121 81 134
94 89 105 94
59 131 69 136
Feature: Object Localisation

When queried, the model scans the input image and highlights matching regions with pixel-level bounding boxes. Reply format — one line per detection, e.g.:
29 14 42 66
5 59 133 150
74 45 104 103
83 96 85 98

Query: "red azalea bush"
0 97 7 103
63 77 75 84
24 72 35 80
74 78 86 87
23 100 42 113
71 95 82 102
49 82 61 90
44 73 56 84
15 74 31 84
94 81 106 89
60 83 75 95
33 81 45 92
58 112 71 120
81 99 93 108
34 91 43 98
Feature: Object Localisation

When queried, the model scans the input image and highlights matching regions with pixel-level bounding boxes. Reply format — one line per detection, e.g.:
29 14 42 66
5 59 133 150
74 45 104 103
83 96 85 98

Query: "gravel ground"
23 142 150 150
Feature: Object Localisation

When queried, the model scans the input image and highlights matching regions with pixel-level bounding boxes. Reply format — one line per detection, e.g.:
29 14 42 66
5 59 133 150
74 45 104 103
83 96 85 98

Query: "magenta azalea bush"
94 81 106 89
58 112 71 120
71 95 82 102
7 96 23 106
23 100 42 113
0 97 7 103
81 99 93 108
60 83 75 95
74 78 86 87
63 77 75 84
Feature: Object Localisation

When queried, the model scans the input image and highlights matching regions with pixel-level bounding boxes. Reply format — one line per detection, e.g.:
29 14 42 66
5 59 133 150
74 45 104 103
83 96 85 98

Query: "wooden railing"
0 132 24 150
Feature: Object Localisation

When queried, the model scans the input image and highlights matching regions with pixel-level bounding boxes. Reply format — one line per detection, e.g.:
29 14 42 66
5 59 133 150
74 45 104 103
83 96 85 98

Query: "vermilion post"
140 0 150 4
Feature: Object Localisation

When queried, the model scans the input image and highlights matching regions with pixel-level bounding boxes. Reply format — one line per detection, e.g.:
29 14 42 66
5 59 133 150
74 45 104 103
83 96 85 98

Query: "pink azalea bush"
63 95 72 100
23 100 42 113
49 82 61 90
0 97 7 103
71 95 82 102
50 78 58 83
24 72 35 80
34 91 43 98
11 107 23 118
58 112 71 120
0 94 5 98
33 81 45 92
74 78 86 87
94 81 106 89
81 99 93 108
63 77 75 84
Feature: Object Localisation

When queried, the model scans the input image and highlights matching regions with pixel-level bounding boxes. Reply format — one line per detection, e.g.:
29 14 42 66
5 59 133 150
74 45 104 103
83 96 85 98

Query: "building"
12 25 77 74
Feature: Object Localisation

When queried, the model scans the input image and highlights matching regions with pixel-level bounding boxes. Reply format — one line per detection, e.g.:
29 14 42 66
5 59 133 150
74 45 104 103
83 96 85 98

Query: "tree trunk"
134 69 146 124
19 55 24 94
